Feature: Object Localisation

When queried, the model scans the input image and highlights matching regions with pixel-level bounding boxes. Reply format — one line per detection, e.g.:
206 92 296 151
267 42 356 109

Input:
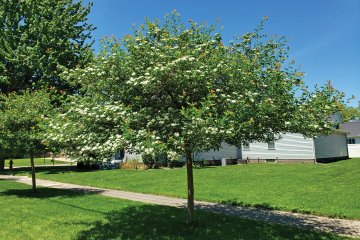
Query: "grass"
4 158 69 167
0 180 350 240
7 158 360 219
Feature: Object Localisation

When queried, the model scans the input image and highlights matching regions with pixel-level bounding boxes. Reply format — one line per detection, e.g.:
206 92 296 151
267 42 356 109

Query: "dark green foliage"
168 160 186 168
0 90 54 189
340 102 360 122
0 158 4 171
0 0 94 93
142 154 158 169
0 90 52 156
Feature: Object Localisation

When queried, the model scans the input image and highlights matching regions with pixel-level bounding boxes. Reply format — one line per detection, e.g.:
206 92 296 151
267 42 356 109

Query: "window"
267 133 276 150
114 150 125 160
348 139 356 144
268 141 276 150
266 159 276 163
243 143 250 151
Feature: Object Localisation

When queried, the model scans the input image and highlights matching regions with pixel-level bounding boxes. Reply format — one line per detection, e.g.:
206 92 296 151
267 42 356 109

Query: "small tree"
0 90 53 191
0 139 9 171
51 12 344 223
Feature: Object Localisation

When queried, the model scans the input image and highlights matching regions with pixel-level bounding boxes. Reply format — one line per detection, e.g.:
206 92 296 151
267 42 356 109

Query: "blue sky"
86 0 360 107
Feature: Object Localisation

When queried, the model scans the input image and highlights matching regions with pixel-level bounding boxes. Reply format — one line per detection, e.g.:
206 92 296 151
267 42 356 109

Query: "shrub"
193 160 205 168
76 161 100 170
121 160 145 170
168 160 185 168
142 154 157 169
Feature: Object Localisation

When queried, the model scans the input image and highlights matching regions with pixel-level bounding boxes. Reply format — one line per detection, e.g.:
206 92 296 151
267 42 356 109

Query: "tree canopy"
0 90 53 190
340 102 360 122
0 0 95 93
46 97 125 163
0 90 52 155
47 12 344 223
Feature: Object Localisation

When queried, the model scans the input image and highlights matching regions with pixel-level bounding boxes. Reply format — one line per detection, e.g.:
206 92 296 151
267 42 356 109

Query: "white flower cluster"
46 101 128 162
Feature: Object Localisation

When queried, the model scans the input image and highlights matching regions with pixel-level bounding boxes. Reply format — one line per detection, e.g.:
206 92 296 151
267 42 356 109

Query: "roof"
340 121 360 137
328 113 342 123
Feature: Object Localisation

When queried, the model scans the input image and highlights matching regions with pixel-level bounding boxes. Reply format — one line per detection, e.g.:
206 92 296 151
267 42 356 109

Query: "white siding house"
340 120 360 158
235 112 348 163
124 151 143 161
348 144 360 158
123 143 241 163
194 142 241 161
241 133 316 163
242 132 348 163
122 131 348 164
314 132 348 160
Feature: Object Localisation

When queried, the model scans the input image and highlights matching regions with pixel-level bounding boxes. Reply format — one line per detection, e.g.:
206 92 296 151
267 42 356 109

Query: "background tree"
340 102 360 122
0 0 95 93
49 12 344 224
0 90 53 191
0 0 94 171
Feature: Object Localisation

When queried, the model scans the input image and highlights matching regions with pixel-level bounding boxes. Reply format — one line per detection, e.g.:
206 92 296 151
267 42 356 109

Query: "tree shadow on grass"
4 166 100 176
3 166 76 175
0 183 109 215
0 186 100 199
39 168 74 175
196 203 359 238
75 205 345 240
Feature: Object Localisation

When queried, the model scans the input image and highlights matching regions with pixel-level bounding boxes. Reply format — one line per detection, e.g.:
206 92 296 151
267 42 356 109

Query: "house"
241 131 348 163
199 113 348 163
340 120 360 158
122 131 348 164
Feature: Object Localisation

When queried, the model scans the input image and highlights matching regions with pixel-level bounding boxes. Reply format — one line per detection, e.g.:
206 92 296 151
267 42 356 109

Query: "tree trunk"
0 158 4 171
184 144 195 225
30 153 36 192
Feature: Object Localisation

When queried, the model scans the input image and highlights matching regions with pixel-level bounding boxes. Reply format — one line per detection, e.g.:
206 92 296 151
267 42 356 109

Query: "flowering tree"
46 98 126 164
0 90 53 191
48 12 344 223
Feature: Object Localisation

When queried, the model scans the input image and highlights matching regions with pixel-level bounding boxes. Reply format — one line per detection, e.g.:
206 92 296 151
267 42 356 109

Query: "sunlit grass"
9 158 360 219
4 158 69 167
0 180 349 240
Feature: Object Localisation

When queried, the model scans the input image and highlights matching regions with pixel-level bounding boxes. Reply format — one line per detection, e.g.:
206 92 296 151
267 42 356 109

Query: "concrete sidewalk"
1 174 359 238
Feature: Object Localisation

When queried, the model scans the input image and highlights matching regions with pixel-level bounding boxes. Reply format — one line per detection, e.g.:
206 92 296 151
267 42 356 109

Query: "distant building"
340 120 360 158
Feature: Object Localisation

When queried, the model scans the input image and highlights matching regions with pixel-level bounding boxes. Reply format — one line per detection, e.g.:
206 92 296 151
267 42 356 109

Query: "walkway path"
1 174 359 238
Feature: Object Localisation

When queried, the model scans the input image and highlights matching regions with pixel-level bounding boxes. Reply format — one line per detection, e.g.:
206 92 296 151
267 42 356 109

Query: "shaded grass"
4 158 68 167
0 180 350 240
7 158 360 219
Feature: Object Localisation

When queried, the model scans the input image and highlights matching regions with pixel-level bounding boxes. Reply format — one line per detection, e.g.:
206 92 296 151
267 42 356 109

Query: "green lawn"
0 180 350 240
4 158 69 167
9 158 360 219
